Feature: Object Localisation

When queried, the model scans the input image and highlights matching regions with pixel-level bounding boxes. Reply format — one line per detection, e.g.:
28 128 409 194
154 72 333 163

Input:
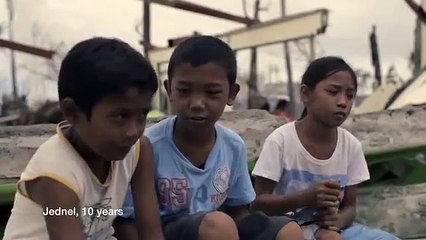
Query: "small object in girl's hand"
328 225 341 233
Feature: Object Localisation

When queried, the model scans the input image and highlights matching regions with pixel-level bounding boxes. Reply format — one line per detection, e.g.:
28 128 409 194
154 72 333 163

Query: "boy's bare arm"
251 177 340 215
131 137 164 240
26 177 85 240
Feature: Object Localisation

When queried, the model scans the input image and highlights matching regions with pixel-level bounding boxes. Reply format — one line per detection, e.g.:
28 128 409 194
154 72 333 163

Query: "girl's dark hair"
299 56 357 119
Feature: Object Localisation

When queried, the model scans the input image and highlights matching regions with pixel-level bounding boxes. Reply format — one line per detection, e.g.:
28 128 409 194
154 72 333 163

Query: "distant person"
251 56 401 240
274 99 293 122
115 35 304 240
3 37 164 239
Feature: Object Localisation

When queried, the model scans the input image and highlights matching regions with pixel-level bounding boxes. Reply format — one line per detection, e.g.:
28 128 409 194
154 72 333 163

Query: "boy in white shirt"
3 37 164 240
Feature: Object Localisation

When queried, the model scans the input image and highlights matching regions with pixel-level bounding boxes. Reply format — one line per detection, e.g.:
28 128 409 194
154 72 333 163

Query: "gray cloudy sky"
0 0 419 105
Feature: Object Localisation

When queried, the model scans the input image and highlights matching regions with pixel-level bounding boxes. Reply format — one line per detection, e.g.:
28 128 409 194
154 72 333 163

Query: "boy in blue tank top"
115 36 303 240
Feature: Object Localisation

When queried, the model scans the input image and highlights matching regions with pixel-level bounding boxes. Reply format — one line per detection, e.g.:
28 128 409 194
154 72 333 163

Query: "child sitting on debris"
3 37 164 240
251 56 401 240
114 35 304 240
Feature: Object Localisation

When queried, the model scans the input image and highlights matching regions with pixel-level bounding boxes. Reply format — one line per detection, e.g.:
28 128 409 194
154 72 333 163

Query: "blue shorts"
301 223 401 240
341 224 401 240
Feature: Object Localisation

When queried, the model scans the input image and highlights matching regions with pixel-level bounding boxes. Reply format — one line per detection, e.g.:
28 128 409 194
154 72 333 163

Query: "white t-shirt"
3 122 140 240
252 121 370 224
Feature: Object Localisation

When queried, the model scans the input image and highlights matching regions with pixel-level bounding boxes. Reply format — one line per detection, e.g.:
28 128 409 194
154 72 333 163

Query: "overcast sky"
0 0 420 105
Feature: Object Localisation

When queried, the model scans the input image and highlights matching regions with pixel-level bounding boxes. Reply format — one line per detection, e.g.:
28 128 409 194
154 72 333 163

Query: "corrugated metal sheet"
388 69 426 109
354 82 402 114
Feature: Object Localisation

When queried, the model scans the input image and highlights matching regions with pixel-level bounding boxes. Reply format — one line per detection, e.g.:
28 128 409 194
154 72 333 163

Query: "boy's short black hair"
167 35 237 85
58 37 158 119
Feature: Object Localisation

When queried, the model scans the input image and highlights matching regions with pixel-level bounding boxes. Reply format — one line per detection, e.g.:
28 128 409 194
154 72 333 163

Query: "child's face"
65 87 154 160
166 62 238 129
304 71 356 127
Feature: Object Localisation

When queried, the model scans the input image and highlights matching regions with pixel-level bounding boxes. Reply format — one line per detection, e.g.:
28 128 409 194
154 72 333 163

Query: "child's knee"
315 228 342 240
198 211 238 239
276 221 304 240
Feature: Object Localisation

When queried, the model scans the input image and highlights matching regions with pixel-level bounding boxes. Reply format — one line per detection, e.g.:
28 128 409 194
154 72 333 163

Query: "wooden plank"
148 9 328 109
146 0 254 24
0 39 55 59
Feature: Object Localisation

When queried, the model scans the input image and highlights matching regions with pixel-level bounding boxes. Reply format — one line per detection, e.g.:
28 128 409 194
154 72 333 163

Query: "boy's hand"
303 181 341 208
